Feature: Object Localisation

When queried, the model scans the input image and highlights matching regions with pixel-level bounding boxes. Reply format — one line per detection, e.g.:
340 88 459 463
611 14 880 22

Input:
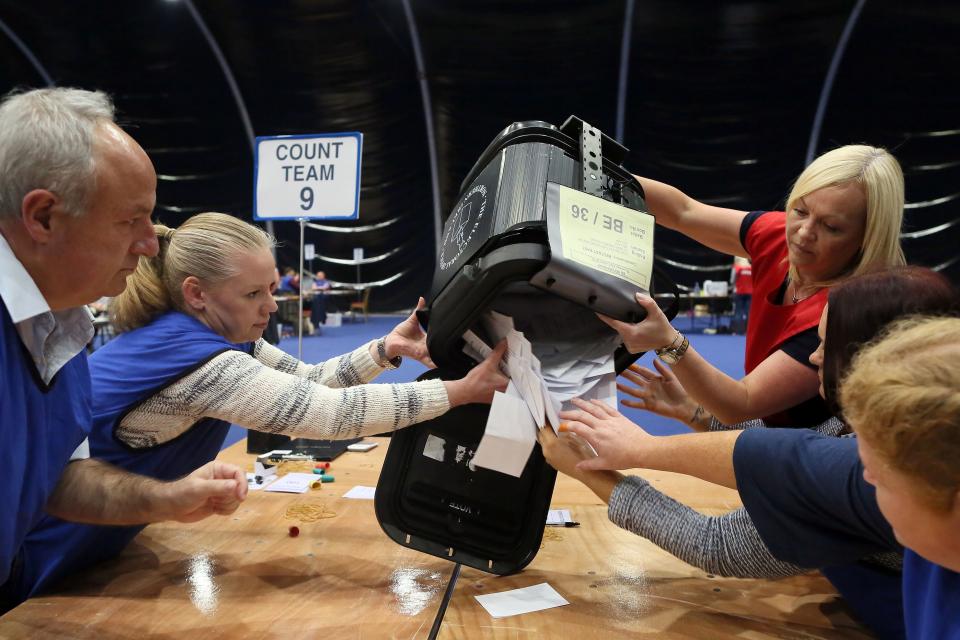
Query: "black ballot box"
375 117 678 575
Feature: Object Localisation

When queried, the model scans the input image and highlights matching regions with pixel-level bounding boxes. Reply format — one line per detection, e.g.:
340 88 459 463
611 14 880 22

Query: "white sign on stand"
253 132 362 221
304 243 315 261
252 131 363 362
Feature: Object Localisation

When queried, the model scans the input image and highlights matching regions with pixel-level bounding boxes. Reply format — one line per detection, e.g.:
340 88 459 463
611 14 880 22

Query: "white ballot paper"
474 583 570 618
465 311 619 475
542 378 562 435
463 329 508 377
560 371 617 413
472 381 537 477
264 472 315 494
546 509 573 525
342 485 377 500
464 318 549 429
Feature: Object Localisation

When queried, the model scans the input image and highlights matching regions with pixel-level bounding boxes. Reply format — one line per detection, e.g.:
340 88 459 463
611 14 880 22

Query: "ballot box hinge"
580 120 604 198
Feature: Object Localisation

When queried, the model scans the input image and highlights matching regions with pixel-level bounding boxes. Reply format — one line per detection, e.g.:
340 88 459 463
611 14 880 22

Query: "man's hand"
159 461 248 523
384 297 435 367
47 458 248 526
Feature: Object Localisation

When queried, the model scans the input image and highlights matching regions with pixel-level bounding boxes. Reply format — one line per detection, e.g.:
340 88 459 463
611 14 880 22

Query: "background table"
671 294 733 332
275 289 368 327
0 438 872 639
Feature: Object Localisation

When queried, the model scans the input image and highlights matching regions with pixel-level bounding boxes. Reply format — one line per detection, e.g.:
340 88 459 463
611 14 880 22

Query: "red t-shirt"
741 211 831 427
743 211 828 373
733 263 753 295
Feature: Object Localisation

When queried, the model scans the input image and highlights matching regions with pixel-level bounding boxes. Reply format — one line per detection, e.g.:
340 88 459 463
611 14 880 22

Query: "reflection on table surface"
0 438 872 639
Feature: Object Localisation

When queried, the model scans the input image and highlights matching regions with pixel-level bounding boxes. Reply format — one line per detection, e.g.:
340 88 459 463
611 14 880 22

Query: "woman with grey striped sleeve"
538 267 959 579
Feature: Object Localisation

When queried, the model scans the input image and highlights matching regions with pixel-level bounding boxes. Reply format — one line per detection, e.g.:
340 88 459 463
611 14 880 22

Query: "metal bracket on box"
580 120 604 197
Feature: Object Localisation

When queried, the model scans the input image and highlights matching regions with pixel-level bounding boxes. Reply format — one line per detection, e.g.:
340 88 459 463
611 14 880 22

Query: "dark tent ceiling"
2 0 957 309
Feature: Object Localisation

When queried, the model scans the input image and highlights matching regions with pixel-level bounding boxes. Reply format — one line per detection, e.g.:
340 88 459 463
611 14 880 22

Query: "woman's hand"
444 341 509 406
558 397 657 471
598 293 676 354
536 425 597 479
618 361 698 423
384 297 435 367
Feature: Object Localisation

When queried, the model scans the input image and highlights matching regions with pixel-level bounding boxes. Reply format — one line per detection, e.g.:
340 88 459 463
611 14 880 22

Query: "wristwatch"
655 331 690 365
376 336 403 369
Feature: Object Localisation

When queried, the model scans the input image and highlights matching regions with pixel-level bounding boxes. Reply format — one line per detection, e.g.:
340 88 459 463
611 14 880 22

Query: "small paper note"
474 583 570 618
264 472 315 494
545 509 572 526
342 485 377 500
347 441 378 452
422 434 446 462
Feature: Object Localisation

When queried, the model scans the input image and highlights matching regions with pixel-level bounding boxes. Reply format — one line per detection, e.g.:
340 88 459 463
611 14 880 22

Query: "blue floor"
618 333 745 436
222 316 746 448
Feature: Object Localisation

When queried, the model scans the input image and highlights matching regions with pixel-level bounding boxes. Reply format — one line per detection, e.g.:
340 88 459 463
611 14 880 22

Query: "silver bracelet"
660 330 682 352
376 336 402 369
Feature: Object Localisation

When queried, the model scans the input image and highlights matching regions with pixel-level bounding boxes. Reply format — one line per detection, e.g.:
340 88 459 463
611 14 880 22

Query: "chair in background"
349 288 371 323
302 308 319 336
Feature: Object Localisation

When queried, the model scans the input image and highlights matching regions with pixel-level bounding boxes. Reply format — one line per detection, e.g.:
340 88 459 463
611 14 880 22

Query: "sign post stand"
298 218 306 356
353 247 364 310
253 132 363 360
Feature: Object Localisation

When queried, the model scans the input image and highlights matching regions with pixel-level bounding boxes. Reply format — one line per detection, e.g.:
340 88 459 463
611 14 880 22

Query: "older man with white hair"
0 87 247 609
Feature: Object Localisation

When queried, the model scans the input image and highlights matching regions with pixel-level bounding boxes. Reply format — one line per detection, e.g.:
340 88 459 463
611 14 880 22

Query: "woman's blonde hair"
839 316 960 510
786 145 906 286
111 212 275 332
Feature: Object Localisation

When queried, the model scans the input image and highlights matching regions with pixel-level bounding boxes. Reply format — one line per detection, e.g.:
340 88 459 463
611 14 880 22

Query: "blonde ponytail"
110 224 176 332
110 213 275 332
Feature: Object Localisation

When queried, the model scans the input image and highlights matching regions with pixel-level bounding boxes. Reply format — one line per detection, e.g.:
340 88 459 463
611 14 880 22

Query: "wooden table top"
0 438 872 639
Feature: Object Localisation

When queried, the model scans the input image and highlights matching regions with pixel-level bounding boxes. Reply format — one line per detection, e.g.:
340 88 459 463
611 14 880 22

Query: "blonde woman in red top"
613 145 905 428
